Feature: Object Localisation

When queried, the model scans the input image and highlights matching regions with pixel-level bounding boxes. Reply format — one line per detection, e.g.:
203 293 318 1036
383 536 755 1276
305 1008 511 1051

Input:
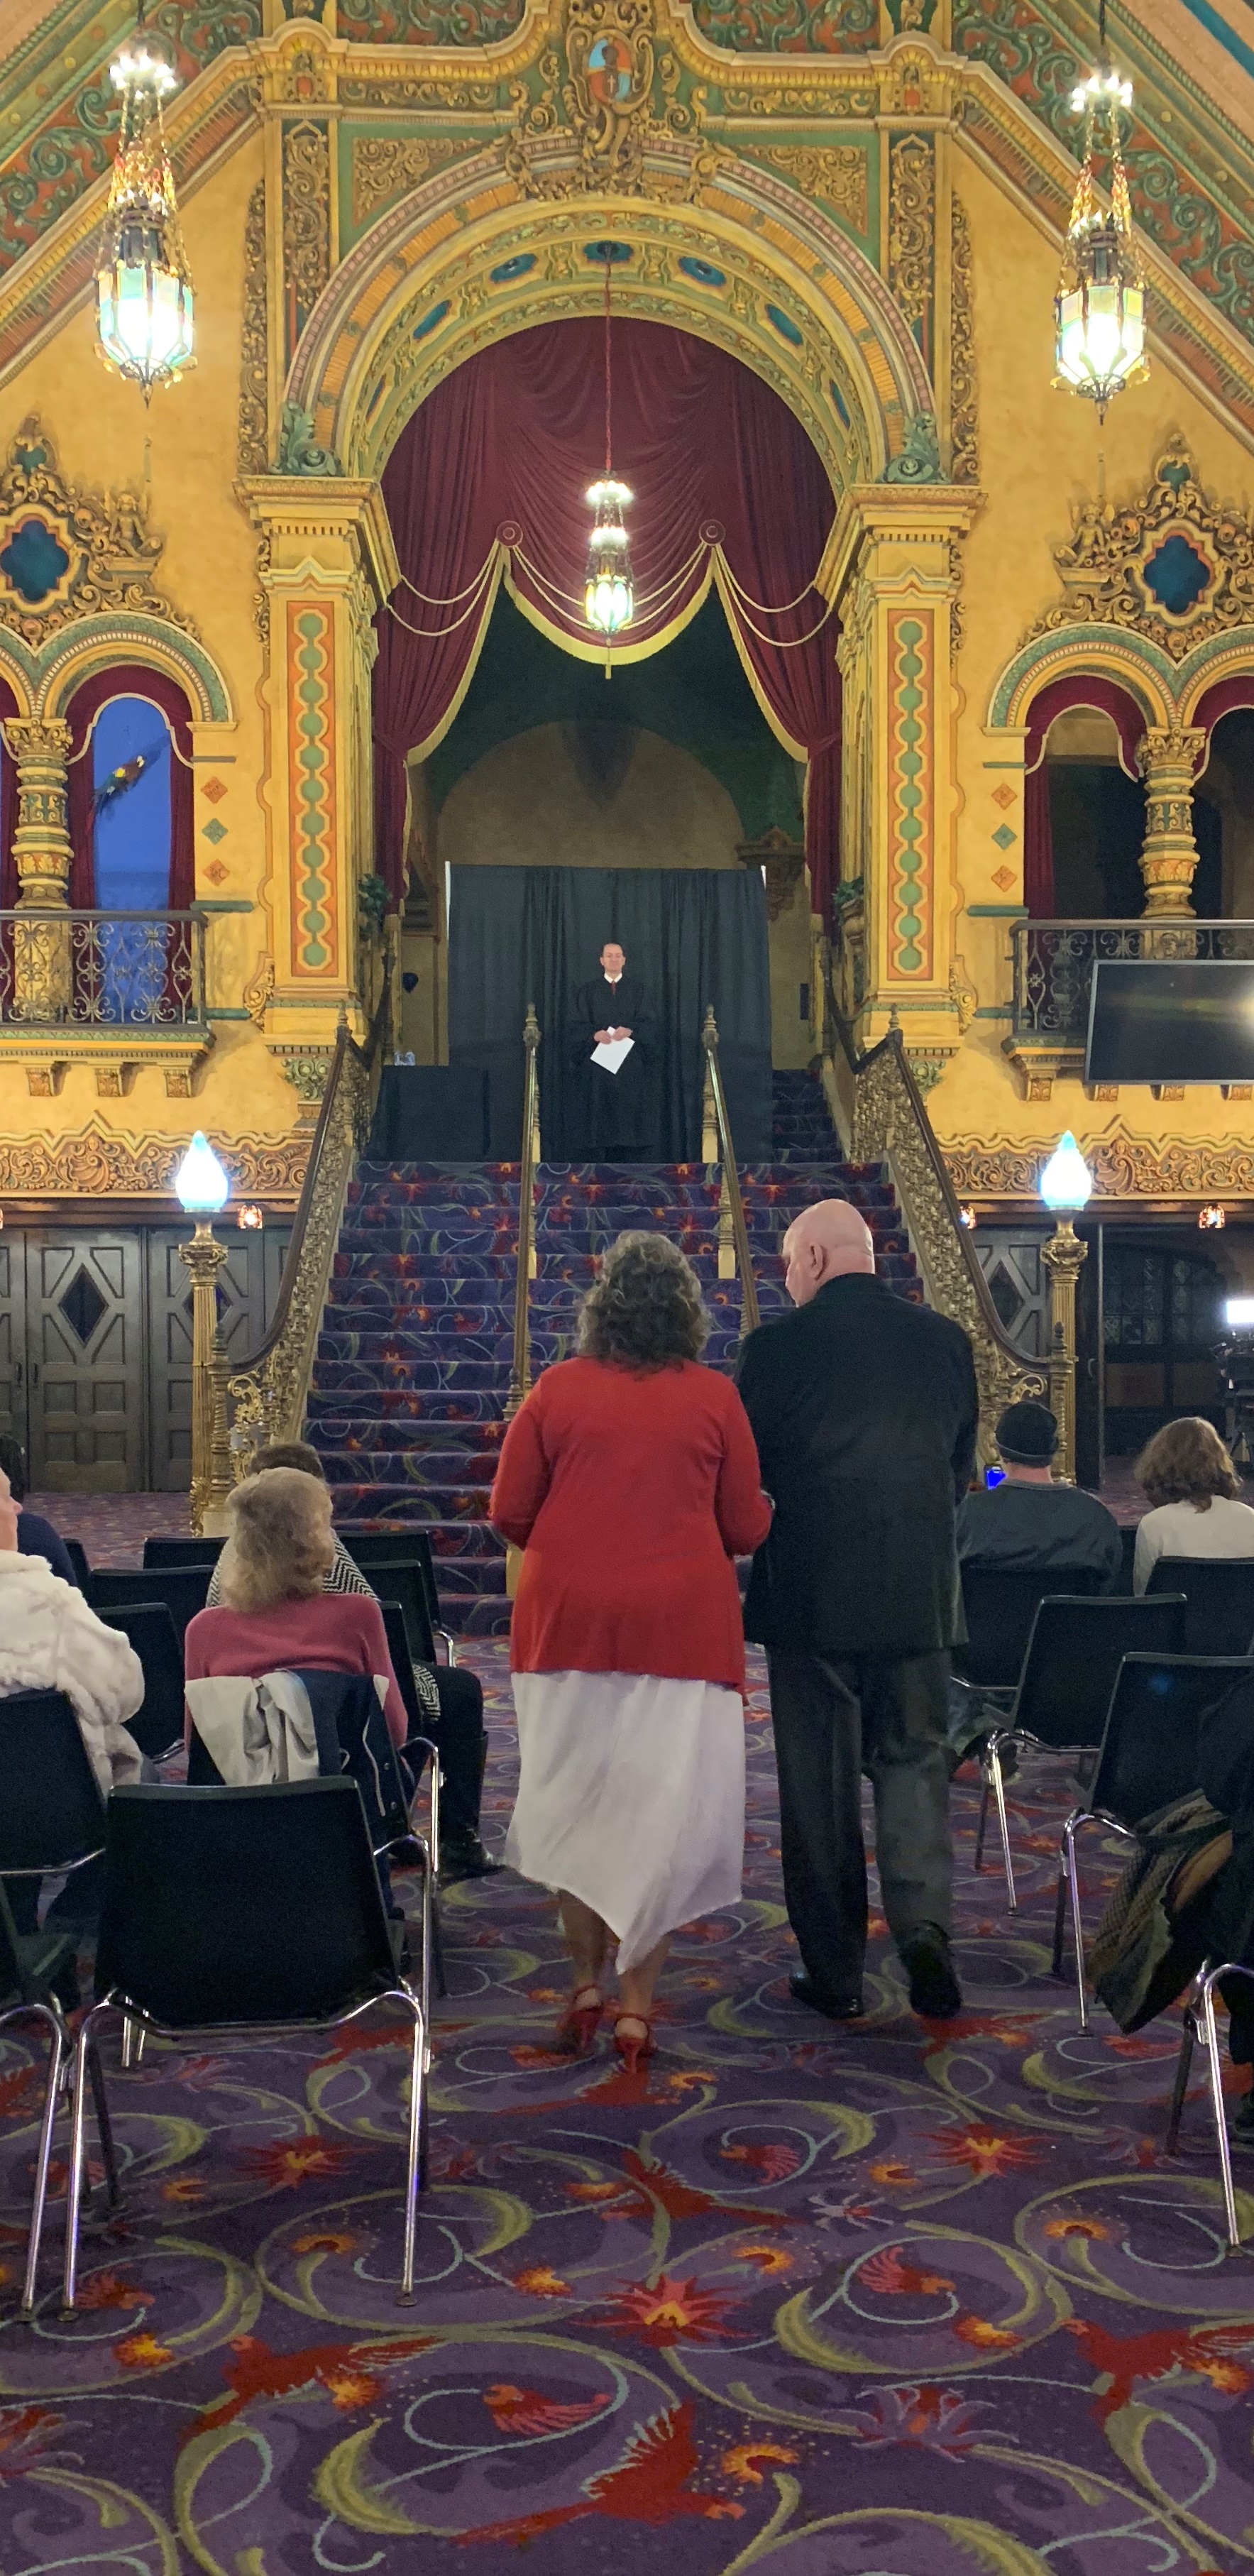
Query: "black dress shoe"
788 1970 864 2021
901 1927 962 2019
440 1832 504 1880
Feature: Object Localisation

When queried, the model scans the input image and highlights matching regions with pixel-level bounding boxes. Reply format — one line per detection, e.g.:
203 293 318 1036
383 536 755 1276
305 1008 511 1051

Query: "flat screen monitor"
1085 957 1254 1085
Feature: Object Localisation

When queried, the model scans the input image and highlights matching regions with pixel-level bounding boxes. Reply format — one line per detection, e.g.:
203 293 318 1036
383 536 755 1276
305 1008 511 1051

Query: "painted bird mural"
90 738 167 822
456 2399 742 2541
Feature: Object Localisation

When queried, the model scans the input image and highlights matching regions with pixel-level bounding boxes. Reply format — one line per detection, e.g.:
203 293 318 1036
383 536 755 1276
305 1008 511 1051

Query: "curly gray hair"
578 1231 710 1369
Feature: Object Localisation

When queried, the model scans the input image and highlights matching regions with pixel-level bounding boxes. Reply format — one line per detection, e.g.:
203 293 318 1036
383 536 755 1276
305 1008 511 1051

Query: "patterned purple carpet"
3 1643 1252 2573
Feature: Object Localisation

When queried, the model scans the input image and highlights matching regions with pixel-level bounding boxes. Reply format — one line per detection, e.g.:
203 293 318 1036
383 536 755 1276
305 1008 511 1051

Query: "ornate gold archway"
284 141 935 495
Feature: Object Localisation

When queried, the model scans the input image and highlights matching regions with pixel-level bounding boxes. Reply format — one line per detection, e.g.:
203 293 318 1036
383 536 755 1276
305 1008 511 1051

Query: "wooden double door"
0 1225 290 1493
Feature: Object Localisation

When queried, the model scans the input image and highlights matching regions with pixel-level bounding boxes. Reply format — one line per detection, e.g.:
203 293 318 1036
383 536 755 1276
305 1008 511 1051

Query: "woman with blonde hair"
1133 1416 1254 1594
184 1468 408 1748
490 1231 771 2073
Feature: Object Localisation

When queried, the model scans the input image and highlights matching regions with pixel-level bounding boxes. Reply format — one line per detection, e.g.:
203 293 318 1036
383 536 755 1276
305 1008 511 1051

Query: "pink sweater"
184 1594 407 1749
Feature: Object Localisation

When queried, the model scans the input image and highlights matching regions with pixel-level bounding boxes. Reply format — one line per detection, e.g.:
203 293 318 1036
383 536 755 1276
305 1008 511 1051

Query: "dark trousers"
411 1665 485 1838
766 1647 955 1996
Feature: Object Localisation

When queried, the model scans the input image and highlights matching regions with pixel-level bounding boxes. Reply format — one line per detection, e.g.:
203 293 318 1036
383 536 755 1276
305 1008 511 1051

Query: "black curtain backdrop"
448 867 772 1161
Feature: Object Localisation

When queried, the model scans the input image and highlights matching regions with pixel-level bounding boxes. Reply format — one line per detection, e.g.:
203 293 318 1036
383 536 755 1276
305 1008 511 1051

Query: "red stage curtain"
1022 674 1146 918
65 664 195 910
374 319 841 918
0 679 16 910
1192 675 1254 745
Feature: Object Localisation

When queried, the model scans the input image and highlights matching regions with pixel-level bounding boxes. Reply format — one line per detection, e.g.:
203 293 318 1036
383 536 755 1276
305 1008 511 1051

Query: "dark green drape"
448 866 772 1161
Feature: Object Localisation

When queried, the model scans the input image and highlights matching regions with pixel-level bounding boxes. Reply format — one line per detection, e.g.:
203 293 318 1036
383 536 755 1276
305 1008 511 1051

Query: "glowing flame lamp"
585 478 634 639
175 1131 229 1217
1040 1131 1093 1215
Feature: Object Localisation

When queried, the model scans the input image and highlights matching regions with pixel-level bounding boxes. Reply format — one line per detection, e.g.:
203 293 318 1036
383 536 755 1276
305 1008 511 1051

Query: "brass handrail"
229 981 391 1462
822 970 1045 1450
507 1005 541 1420
701 1007 760 1337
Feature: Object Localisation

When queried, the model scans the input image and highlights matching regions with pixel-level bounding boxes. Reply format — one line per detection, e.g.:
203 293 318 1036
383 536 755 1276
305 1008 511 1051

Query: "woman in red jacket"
490 1231 771 2071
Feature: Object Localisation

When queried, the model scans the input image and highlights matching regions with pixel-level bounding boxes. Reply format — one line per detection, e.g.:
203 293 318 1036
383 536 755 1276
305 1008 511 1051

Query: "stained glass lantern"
96 17 195 400
584 479 635 638
1053 59 1146 420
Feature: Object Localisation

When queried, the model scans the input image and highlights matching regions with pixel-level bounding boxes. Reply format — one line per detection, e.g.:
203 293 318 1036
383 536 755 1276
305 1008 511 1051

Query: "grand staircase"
306 1069 920 1635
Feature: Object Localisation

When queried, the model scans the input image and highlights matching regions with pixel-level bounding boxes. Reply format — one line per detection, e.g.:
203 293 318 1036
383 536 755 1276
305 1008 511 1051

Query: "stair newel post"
507 1005 541 1425
700 1005 719 1165
701 1007 759 1338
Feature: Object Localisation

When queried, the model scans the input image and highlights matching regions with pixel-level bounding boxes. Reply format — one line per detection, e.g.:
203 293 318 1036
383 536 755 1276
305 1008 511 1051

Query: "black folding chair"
1147 1555 1254 1656
86 1564 211 1648
63 1781 427 2308
341 1555 436 1668
98 1604 185 1765
1051 1652 1254 2027
0 1687 113 1926
143 1535 224 1572
974 1593 1187 1911
187 1664 439 2029
344 1532 456 1664
63 1538 91 1591
957 1563 1111 1691
1167 1958 1254 2252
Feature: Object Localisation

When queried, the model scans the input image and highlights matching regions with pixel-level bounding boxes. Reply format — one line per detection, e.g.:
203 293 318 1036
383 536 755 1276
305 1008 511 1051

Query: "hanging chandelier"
1053 0 1146 420
96 6 195 401
585 251 634 655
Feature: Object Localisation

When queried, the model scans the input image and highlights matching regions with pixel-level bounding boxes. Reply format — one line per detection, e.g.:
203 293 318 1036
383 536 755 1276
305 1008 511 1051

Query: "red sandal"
612 2013 656 2076
555 1985 604 2055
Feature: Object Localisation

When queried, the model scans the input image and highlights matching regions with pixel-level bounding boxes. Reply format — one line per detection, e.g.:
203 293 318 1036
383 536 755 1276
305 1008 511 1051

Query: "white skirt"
506 1670 747 1972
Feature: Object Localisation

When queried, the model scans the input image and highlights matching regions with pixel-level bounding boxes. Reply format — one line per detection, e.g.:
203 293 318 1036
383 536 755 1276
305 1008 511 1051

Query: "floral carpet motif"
2 1645 1253 2574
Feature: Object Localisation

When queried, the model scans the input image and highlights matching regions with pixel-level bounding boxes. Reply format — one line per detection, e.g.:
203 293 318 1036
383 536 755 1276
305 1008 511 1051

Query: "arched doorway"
250 150 971 1061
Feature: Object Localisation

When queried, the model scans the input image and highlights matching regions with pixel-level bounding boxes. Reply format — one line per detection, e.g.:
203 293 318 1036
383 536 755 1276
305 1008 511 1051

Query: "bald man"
737 1197 979 2023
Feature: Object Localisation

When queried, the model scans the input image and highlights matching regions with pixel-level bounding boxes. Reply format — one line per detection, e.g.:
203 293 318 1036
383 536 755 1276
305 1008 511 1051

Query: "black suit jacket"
736 1273 979 1657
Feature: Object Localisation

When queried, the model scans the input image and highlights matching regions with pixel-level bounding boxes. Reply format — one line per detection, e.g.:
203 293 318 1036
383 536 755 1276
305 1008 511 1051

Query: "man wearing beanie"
957 1401 1121 1587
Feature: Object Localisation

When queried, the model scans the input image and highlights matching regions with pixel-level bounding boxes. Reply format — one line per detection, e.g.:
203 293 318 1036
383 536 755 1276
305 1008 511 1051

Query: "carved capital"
1137 725 1208 918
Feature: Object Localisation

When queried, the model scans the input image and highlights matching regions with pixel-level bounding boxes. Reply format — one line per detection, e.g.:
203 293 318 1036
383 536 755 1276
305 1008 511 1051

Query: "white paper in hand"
591 1036 634 1075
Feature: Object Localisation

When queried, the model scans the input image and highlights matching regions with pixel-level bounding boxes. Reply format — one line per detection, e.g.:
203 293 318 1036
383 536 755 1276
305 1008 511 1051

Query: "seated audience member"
957 1401 1122 1589
207 1442 495 1878
186 1469 409 1750
1133 1417 1254 1594
0 1473 144 1932
0 1436 81 1587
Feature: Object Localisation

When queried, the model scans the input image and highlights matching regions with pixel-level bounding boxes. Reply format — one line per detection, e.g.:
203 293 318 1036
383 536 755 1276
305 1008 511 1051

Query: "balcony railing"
1009 919 1254 1048
0 909 208 1033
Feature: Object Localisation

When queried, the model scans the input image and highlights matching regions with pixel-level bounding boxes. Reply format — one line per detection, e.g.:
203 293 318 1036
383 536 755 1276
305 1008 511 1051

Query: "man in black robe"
571 939 655 1160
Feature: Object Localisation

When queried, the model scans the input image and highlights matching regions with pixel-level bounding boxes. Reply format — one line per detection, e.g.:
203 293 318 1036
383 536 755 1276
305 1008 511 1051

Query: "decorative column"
1042 1220 1087 1486
179 1223 233 1536
821 483 981 1063
239 477 400 1068
1 717 73 1020
1137 726 1207 917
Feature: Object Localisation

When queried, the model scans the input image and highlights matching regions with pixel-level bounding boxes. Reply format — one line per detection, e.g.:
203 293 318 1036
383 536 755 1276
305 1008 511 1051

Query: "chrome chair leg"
4 2002 65 2317
61 2002 117 2313
386 1987 426 2305
986 1736 1017 1913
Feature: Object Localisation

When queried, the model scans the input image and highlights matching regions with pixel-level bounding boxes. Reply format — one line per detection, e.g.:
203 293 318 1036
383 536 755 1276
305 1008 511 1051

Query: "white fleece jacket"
0 1551 145 1797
